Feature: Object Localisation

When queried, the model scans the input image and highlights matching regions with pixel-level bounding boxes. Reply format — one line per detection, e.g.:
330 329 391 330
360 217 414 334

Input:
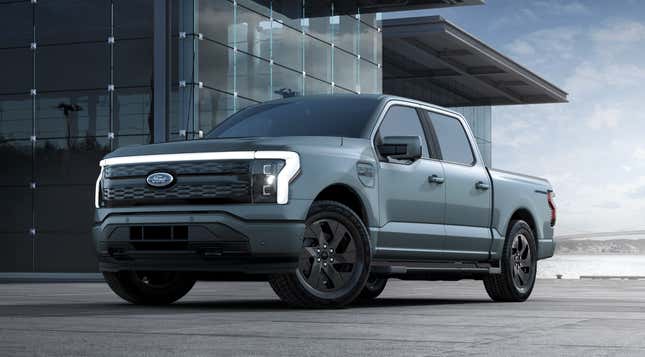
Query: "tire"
270 200 372 308
357 275 387 301
483 220 537 302
103 271 196 305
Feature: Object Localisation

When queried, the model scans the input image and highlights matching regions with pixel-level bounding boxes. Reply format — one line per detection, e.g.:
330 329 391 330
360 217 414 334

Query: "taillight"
547 191 557 227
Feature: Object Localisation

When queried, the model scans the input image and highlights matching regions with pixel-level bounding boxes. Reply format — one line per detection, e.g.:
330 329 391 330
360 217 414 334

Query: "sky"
386 0 645 235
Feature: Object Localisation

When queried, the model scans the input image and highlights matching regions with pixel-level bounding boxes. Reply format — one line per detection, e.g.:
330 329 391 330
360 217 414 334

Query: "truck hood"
104 136 343 159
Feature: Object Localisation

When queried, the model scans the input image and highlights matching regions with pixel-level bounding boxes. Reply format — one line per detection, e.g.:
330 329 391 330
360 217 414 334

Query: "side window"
427 112 475 165
375 105 430 159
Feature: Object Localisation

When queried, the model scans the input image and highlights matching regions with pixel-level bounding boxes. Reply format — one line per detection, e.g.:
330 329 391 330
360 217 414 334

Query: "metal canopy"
382 16 568 107
253 0 483 18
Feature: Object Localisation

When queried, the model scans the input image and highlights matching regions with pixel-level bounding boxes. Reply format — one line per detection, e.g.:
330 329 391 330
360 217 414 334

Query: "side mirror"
377 136 422 161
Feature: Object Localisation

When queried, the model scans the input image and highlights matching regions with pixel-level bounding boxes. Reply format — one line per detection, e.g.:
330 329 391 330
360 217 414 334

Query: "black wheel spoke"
307 261 324 289
323 263 344 288
332 252 353 265
329 224 349 250
520 267 530 284
304 225 317 239
307 222 327 247
520 237 529 258
302 247 318 259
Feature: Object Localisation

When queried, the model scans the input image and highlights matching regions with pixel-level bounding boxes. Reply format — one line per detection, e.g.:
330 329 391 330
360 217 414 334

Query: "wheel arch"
311 184 369 227
508 208 538 241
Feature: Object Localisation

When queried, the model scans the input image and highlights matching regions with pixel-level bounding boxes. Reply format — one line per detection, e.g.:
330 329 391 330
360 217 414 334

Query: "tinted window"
427 112 475 165
208 97 379 138
376 106 429 159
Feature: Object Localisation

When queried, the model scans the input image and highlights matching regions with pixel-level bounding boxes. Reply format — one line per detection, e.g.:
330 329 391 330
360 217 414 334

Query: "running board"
371 260 501 275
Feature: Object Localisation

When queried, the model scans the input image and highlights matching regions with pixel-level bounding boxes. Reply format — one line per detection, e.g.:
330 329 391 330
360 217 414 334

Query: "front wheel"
483 220 537 302
103 271 196 305
270 201 372 308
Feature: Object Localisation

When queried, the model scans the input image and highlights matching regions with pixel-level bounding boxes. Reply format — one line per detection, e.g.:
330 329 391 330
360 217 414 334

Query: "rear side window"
376 105 430 159
426 112 475 165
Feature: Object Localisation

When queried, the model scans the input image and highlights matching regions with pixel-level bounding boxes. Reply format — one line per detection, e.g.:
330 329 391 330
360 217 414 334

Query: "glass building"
0 0 566 273
171 0 383 140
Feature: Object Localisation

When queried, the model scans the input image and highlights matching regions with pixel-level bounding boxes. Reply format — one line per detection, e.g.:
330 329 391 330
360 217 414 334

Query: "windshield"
207 96 380 139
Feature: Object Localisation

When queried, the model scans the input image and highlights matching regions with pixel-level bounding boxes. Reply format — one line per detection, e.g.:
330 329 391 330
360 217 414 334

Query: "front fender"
289 139 379 228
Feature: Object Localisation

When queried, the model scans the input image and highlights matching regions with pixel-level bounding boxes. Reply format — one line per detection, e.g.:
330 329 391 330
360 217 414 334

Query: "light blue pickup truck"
93 95 556 308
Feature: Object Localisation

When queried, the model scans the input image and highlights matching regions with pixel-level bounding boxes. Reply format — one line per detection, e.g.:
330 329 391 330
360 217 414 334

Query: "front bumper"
93 202 310 274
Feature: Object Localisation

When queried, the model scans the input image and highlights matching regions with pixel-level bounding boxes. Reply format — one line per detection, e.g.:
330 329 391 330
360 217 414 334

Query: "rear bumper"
93 207 307 274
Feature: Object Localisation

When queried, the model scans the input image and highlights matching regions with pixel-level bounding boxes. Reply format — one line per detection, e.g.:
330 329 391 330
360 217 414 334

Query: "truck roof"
259 94 465 120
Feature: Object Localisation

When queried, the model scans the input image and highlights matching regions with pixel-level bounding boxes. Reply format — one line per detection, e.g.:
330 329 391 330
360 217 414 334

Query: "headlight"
94 167 104 208
251 160 286 203
254 151 300 204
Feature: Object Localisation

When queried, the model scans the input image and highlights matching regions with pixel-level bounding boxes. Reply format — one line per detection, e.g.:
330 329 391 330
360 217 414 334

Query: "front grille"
104 161 249 178
101 159 252 207
103 183 250 202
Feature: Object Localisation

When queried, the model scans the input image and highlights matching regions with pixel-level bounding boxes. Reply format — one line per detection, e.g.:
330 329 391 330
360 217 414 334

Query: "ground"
1 279 645 356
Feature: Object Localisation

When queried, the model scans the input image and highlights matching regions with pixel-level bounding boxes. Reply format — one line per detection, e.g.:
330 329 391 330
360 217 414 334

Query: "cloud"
592 20 645 44
628 185 645 198
590 19 645 62
565 63 645 100
486 8 539 31
634 147 645 160
505 27 581 65
594 201 622 209
588 107 621 130
506 40 535 57
488 1 589 31
534 1 591 16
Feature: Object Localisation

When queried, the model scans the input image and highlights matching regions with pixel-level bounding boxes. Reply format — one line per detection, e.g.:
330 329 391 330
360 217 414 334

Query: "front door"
374 105 446 260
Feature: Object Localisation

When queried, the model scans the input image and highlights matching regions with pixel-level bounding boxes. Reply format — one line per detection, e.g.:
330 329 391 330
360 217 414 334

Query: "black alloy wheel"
483 220 537 302
297 218 361 293
270 201 371 308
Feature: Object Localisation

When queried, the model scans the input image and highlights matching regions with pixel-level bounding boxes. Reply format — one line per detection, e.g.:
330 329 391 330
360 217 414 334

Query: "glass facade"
0 0 382 272
171 0 383 140
0 0 153 272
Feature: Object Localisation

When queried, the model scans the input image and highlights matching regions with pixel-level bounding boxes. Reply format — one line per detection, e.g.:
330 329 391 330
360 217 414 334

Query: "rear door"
374 105 446 260
423 110 492 261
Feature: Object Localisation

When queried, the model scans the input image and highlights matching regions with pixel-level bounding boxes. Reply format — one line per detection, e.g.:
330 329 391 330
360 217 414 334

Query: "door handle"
429 175 445 184
475 181 490 190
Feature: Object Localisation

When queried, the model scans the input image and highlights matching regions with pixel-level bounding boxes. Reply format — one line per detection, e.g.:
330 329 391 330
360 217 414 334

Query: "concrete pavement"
1 279 645 356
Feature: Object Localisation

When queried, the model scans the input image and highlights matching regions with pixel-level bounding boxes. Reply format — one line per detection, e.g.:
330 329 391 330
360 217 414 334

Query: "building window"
174 0 382 138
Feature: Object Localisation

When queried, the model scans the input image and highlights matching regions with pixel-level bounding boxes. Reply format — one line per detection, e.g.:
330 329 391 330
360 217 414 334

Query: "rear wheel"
270 201 371 308
103 271 196 305
483 220 537 302
357 275 388 301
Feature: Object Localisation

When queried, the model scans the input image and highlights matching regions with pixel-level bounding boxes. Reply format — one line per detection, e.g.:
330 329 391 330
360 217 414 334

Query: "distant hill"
556 239 645 255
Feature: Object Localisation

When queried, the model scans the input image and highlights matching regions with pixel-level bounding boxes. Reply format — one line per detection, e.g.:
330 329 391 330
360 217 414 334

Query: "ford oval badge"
146 172 174 188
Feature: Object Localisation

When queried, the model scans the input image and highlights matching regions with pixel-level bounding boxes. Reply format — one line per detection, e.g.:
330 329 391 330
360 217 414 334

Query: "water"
538 255 645 279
